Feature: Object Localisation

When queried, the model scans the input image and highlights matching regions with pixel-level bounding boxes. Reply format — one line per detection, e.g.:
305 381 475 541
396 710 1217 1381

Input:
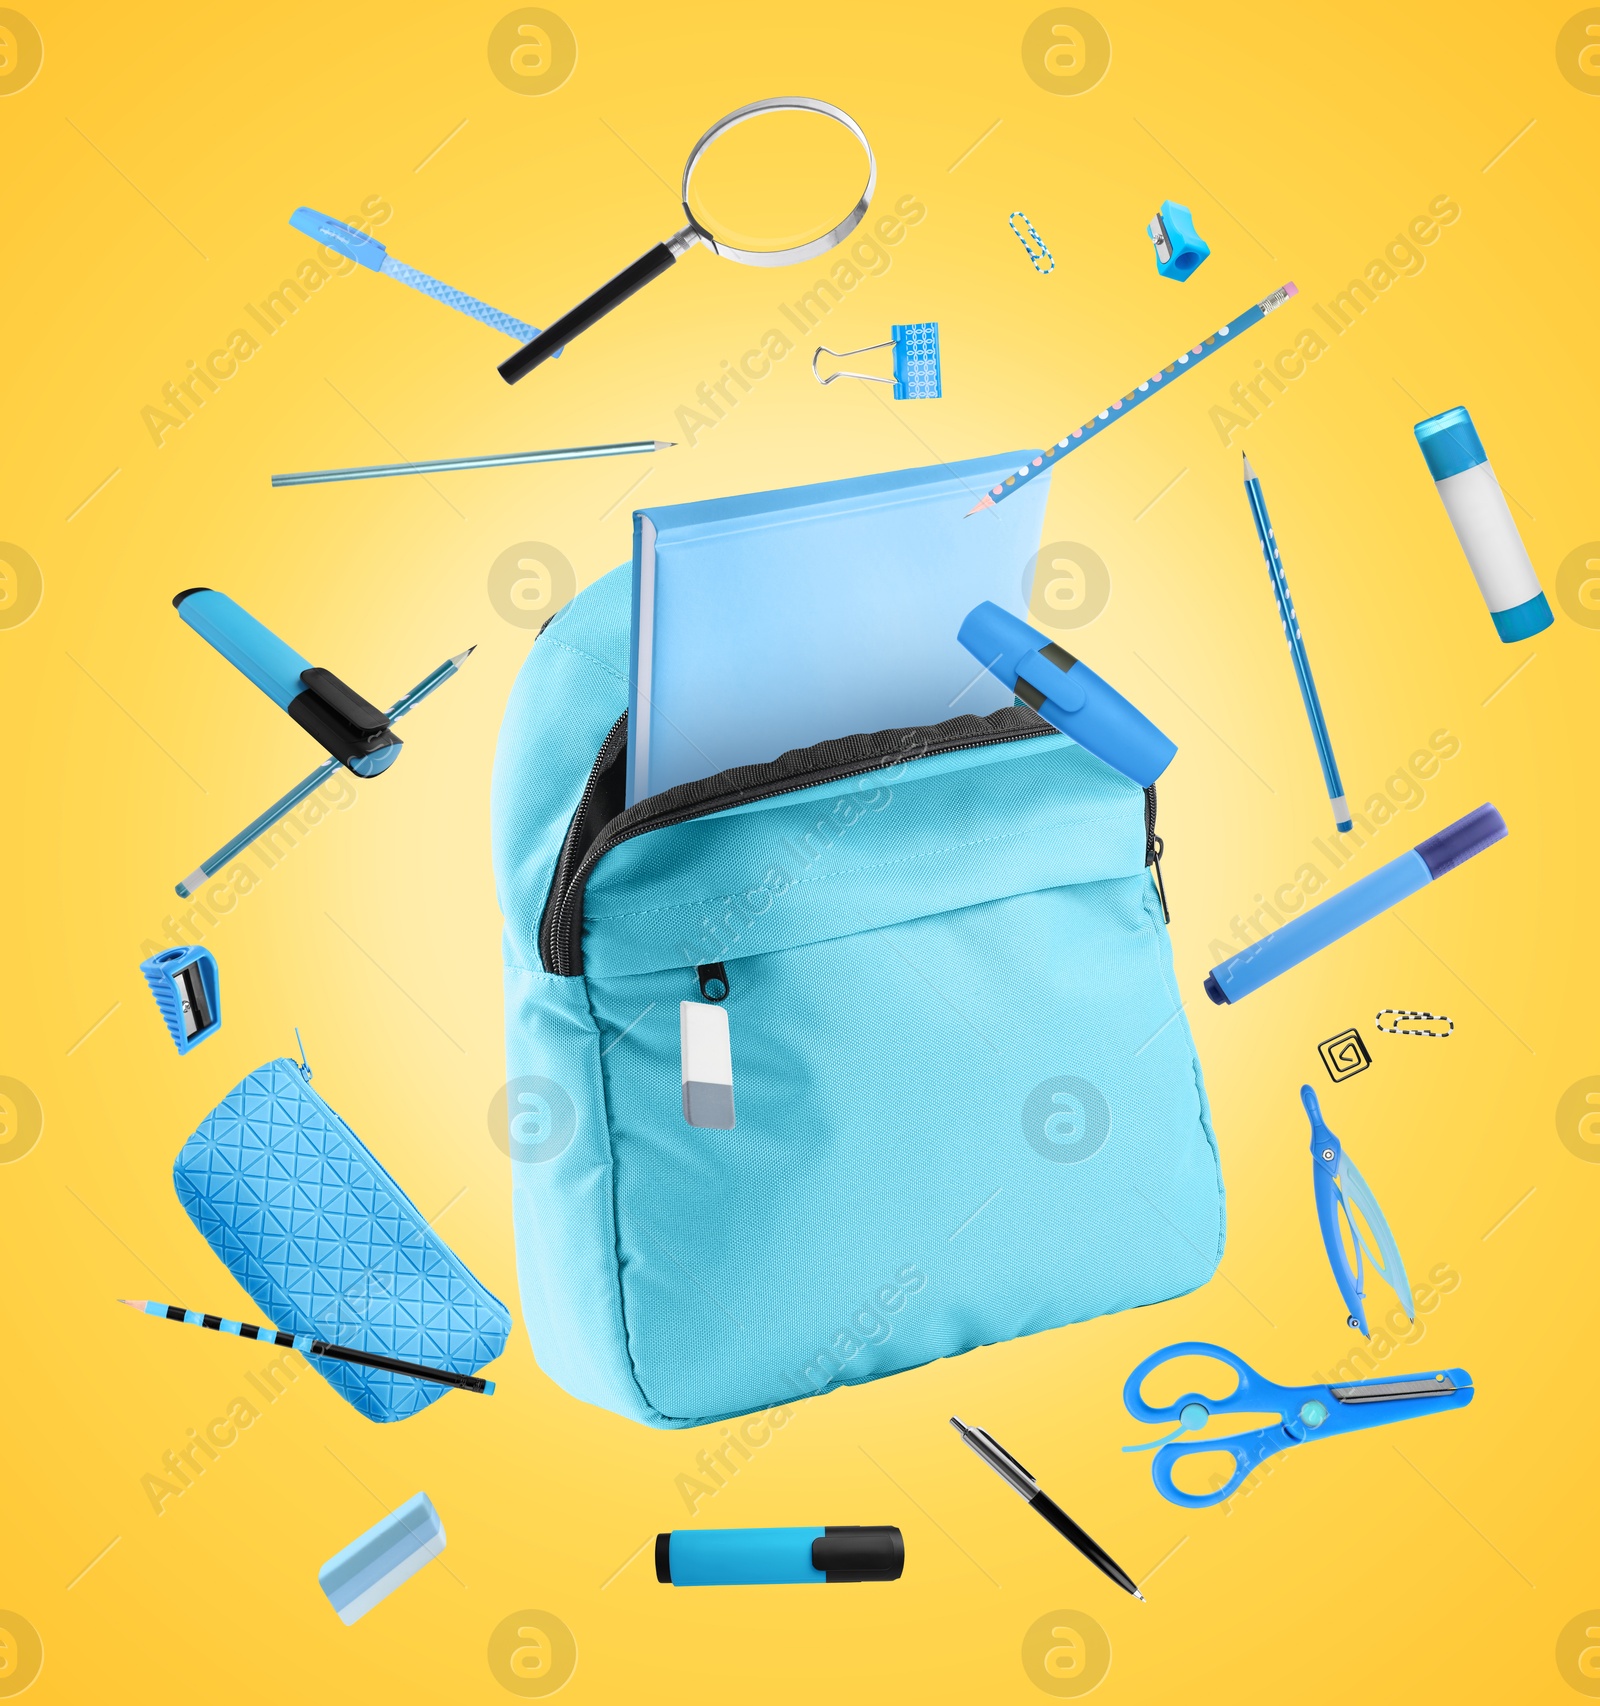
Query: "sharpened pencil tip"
1241 454 1255 480
654 441 676 450
118 1298 144 1309
449 647 475 669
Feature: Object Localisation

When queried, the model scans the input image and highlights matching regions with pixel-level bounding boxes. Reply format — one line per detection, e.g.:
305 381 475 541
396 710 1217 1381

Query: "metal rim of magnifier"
676 96 877 268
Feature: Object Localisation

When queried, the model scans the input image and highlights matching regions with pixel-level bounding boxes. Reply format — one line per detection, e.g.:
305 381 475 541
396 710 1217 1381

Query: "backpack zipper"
540 709 1057 976
540 716 1171 976
536 710 629 971
1143 784 1169 923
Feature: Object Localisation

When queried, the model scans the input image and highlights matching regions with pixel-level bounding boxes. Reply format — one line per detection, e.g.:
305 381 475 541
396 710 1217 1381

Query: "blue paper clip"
1148 200 1210 282
140 946 221 1054
289 207 555 349
811 323 941 399
1303 1085 1412 1335
1123 1342 1473 1509
1008 211 1054 274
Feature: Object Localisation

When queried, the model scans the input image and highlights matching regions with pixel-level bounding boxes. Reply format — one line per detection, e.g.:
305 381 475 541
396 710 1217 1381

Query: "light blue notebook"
626 452 1052 804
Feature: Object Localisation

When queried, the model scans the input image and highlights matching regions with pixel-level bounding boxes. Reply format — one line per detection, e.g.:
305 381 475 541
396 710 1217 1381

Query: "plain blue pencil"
1241 455 1352 833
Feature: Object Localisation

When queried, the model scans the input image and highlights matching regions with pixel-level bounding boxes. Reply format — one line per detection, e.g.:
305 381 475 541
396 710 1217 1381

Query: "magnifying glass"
498 96 876 384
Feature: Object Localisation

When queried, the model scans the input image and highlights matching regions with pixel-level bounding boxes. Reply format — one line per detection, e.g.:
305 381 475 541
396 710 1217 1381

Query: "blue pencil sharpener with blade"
141 946 221 1054
1149 200 1210 282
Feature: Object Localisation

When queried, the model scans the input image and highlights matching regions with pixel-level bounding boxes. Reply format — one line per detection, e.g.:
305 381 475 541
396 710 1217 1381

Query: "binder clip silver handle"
811 322 941 400
812 340 895 386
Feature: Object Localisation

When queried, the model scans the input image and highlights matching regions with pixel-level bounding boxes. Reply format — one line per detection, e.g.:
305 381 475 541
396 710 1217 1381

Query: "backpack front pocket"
562 723 1219 1424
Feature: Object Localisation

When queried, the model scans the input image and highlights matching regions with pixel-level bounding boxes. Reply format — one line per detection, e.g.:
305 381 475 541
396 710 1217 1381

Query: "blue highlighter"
655 1526 904 1586
958 603 1176 787
175 588 402 778
1205 804 1507 1004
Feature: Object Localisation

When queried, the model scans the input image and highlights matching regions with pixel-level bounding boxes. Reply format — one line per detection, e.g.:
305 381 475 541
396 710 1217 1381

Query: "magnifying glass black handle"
499 243 679 384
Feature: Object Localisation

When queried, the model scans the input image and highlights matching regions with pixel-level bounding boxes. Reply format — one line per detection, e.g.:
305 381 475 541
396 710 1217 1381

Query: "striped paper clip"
1375 1009 1454 1039
1009 211 1054 274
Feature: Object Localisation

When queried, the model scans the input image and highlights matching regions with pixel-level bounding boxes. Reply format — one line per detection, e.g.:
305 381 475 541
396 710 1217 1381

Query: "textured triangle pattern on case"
173 1058 510 1422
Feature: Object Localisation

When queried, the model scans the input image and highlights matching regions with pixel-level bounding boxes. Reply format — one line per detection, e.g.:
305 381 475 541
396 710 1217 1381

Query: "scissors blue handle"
1123 1341 1474 1509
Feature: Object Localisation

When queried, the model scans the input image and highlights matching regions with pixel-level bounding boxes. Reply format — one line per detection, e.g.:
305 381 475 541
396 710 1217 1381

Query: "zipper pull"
1149 835 1170 923
696 962 729 1002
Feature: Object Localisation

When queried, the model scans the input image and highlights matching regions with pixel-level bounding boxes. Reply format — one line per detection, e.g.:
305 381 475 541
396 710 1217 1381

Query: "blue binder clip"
1148 200 1210 282
812 322 941 399
140 946 221 1054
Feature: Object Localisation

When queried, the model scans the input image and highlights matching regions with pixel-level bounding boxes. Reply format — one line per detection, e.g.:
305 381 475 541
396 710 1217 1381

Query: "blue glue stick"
1204 804 1507 1005
958 603 1176 787
655 1526 904 1586
1414 407 1553 643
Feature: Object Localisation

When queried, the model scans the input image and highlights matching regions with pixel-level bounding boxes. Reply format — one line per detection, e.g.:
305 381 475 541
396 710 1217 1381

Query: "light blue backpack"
492 565 1223 1428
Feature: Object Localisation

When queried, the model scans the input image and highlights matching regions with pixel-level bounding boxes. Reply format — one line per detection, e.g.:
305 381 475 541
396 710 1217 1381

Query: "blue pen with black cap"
1205 804 1507 1004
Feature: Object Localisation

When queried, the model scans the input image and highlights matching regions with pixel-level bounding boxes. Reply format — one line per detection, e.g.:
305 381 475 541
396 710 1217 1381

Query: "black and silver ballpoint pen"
950 1416 1144 1600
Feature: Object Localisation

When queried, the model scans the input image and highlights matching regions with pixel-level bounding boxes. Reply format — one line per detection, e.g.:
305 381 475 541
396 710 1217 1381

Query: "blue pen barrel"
656 1526 904 1586
174 588 310 709
1205 805 1507 1004
1207 853 1430 1004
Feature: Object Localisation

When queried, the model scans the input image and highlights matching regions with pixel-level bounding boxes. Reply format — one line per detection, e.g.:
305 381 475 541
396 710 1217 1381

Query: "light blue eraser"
319 1492 445 1625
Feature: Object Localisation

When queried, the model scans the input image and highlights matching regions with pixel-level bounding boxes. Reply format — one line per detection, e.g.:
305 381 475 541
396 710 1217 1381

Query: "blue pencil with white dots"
967 282 1297 514
120 1299 495 1395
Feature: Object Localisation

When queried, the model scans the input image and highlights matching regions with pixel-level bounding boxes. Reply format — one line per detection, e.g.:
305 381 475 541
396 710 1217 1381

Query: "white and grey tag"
680 1001 734 1129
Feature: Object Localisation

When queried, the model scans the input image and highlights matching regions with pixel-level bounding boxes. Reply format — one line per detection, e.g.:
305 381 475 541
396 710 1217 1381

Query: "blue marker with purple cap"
1204 804 1507 1005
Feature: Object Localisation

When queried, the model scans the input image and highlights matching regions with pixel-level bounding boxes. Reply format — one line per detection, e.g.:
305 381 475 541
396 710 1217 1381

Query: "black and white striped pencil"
120 1299 495 1395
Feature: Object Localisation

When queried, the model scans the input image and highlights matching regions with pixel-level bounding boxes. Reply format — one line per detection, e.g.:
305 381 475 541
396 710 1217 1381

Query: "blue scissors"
1123 1342 1474 1509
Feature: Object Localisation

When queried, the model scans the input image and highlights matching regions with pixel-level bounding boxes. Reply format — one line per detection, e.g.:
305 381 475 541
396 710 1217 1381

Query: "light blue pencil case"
173 1056 511 1422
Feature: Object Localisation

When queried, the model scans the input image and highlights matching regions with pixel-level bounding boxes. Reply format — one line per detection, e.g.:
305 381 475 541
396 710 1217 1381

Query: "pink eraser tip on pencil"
1282 281 1298 296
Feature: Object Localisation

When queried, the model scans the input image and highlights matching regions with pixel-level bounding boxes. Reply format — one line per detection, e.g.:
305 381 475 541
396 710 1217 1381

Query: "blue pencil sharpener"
1149 200 1210 282
140 946 221 1054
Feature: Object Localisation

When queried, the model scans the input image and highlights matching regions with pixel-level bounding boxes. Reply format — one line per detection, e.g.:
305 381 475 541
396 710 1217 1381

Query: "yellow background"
3 2 1598 1700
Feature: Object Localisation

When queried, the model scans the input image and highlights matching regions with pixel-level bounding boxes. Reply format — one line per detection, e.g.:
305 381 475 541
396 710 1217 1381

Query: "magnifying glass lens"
686 107 872 253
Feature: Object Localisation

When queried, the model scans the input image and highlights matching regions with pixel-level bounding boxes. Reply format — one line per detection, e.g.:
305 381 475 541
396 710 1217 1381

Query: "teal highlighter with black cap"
171 589 473 897
174 589 402 777
957 602 1176 787
655 1527 903 1586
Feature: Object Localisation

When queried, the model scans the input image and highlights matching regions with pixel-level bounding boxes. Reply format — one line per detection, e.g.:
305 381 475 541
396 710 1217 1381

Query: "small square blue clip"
812 321 942 400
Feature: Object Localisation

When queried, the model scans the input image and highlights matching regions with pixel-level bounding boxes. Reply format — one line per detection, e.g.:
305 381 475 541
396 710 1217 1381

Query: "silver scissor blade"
1329 1377 1461 1403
